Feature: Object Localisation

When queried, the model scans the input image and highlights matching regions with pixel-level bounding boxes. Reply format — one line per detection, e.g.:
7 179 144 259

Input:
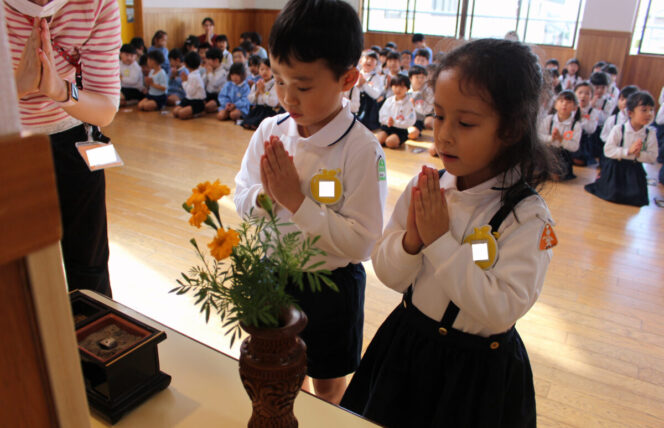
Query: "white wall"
580 0 639 32
142 0 359 10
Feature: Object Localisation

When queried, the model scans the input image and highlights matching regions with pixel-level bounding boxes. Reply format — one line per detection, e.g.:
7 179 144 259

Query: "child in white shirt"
356 51 384 130
407 65 434 140
376 74 416 149
119 44 144 106
242 57 280 130
538 90 582 180
203 47 228 113
174 52 207 119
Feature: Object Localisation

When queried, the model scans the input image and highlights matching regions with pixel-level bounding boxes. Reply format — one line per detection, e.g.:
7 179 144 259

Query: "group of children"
540 57 663 207
119 23 281 129
232 0 575 427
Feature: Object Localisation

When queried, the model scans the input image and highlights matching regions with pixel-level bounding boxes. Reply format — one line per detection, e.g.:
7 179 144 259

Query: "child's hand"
180 71 188 82
358 75 366 86
629 139 643 155
145 76 153 87
261 136 304 213
229 103 236 110
256 79 265 92
413 166 449 246
552 128 562 142
388 117 394 127
403 186 423 254
225 102 232 110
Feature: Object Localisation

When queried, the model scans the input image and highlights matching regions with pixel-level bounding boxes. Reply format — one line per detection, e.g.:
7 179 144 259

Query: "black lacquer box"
69 291 171 424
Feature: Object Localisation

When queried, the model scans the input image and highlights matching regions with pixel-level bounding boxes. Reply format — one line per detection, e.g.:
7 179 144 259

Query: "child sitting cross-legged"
376 73 416 149
173 52 206 120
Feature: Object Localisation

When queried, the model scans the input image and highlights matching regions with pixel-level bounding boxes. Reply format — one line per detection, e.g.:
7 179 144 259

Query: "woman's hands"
37 19 67 101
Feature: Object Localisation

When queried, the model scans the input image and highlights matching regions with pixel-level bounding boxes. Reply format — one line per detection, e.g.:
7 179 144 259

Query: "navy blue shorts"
121 87 144 101
146 94 167 109
414 119 425 131
180 98 206 115
206 92 220 106
380 125 409 144
287 263 366 379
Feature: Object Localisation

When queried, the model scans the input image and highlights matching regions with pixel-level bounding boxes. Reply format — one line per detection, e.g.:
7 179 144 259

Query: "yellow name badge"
463 225 498 270
310 169 342 205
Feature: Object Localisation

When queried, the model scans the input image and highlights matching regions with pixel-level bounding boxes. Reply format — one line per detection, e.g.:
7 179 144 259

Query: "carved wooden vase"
239 306 308 428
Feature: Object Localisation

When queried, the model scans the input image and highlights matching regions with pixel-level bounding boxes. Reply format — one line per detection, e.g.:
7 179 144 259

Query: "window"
632 0 664 55
362 0 584 48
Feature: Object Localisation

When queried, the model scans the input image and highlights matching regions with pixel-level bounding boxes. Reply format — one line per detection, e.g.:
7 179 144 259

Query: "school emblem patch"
539 223 558 250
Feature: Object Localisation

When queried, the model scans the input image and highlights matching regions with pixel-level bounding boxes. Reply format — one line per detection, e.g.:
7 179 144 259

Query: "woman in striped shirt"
6 0 121 297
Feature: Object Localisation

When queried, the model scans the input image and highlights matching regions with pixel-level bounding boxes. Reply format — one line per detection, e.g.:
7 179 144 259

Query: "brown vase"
239 306 308 428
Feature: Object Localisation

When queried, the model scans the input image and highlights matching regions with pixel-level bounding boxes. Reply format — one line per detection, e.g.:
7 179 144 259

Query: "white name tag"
76 142 124 171
471 241 490 262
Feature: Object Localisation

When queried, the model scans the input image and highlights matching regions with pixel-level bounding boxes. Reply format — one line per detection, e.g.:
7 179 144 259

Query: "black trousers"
50 125 112 297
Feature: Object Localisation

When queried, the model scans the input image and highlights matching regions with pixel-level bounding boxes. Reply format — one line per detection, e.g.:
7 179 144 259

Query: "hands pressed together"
15 18 68 102
628 138 643 156
259 136 304 214
402 166 450 254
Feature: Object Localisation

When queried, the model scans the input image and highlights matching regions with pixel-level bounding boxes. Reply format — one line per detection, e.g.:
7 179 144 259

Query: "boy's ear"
341 67 360 91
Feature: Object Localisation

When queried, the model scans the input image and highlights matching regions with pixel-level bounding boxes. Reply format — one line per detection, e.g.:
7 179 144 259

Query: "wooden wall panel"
142 8 279 53
575 29 632 84
623 55 664 106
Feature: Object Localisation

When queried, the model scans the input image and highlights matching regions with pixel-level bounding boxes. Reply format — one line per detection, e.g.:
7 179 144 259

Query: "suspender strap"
620 124 625 147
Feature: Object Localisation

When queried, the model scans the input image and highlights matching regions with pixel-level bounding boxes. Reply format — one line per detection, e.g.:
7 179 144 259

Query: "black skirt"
341 297 536 428
584 158 649 207
380 125 409 144
243 104 279 128
358 92 380 131
554 148 576 180
571 131 593 165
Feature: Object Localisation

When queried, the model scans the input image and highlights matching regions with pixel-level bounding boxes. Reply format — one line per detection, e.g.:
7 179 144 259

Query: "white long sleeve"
538 114 581 151
372 171 553 336
579 106 599 134
600 110 628 142
379 95 416 129
604 122 659 163
183 72 206 100
204 66 227 94
120 61 143 90
248 79 279 107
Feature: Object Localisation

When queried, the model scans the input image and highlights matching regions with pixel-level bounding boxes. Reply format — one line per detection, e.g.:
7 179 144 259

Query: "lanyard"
25 15 83 89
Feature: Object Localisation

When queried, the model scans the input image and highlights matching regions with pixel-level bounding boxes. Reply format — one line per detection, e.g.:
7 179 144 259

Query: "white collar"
283 98 355 148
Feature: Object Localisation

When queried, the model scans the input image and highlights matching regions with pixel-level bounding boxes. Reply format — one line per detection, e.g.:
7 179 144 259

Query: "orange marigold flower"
206 180 231 201
189 203 210 228
208 228 240 261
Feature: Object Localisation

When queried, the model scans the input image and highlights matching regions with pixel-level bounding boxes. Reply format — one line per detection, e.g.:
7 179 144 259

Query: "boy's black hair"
566 58 580 66
390 73 410 90
232 46 247 57
556 89 578 105
589 71 609 87
138 54 148 67
619 85 639 99
415 49 431 60
228 62 247 81
198 42 211 50
240 40 255 54
626 90 655 112
385 41 398 49
168 48 184 61
147 49 165 65
545 58 559 67
401 49 412 57
412 33 425 43
370 45 381 53
408 65 427 78
120 44 137 55
386 51 400 61
206 47 223 61
151 30 167 47
430 38 556 195
379 48 391 57
214 34 228 45
548 68 560 78
573 80 592 95
268 0 362 79
184 51 201 70
592 60 607 70
248 54 262 66
602 64 618 75
364 51 379 61
130 37 145 51
260 57 271 68
240 31 252 41
202 17 214 26
250 31 262 46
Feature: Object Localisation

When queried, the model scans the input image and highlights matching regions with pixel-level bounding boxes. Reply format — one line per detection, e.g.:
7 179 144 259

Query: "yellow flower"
208 228 240 261
189 203 210 228
205 180 231 201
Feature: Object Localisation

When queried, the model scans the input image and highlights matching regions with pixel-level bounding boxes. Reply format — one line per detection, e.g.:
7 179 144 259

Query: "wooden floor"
103 107 664 427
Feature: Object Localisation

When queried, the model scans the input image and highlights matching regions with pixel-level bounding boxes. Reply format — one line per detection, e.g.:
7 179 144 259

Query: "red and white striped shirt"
5 0 121 135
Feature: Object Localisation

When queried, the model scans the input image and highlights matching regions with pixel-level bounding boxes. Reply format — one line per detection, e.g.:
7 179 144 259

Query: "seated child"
376 74 416 149
356 51 384 131
585 91 659 206
119 44 144 106
130 37 146 57
247 54 262 87
234 0 387 404
166 48 188 106
602 64 620 102
538 90 582 180
233 46 250 77
588 71 617 161
197 42 210 77
242 57 279 130
203 47 228 113
341 38 557 428
545 58 559 73
216 62 251 122
214 34 233 72
382 51 403 99
148 30 170 76
561 58 581 90
413 49 430 68
407 65 434 140
570 81 600 165
137 49 168 111
400 49 411 72
173 52 207 120
600 85 640 144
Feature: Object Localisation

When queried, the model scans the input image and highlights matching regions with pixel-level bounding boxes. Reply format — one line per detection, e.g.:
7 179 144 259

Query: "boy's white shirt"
578 104 600 134
600 109 628 142
182 71 206 100
591 94 616 124
221 50 233 72
358 70 384 99
120 61 143 90
604 120 658 163
537 113 582 152
410 84 434 120
247 78 279 107
372 170 553 336
204 65 227 94
234 98 388 270
379 94 417 129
